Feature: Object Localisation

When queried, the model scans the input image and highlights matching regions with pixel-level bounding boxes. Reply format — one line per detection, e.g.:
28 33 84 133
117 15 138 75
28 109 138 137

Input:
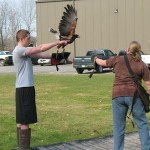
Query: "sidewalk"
32 131 141 150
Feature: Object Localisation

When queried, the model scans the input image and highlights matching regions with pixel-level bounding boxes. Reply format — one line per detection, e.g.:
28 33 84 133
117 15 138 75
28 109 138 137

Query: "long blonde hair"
129 41 141 61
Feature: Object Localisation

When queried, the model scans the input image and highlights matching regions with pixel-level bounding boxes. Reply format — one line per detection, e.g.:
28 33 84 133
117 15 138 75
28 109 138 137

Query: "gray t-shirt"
13 46 34 88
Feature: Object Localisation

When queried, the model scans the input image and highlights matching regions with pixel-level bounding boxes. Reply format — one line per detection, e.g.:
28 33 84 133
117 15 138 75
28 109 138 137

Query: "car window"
0 51 5 55
5 51 12 55
106 50 115 56
86 50 96 56
96 50 104 55
5 52 9 54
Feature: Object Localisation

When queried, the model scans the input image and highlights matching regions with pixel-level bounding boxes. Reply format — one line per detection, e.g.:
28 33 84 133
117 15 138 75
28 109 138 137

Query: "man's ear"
18 38 22 42
19 38 24 42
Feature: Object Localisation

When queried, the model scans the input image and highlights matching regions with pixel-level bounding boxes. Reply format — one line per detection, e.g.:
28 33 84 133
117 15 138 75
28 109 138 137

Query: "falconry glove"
51 52 70 71
89 53 98 78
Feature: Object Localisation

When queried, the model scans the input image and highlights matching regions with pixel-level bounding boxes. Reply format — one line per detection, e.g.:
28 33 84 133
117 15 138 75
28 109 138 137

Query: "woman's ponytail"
129 41 141 61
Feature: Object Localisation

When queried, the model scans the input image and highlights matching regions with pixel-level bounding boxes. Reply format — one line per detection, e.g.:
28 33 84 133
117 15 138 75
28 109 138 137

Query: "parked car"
118 50 150 69
73 49 117 74
140 51 150 69
0 50 13 66
38 58 51 66
38 52 70 66
31 57 39 65
38 58 69 66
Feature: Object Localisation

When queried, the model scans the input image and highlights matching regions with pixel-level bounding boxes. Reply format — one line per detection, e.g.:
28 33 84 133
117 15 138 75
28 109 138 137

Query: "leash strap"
124 54 138 83
124 54 140 128
55 49 66 71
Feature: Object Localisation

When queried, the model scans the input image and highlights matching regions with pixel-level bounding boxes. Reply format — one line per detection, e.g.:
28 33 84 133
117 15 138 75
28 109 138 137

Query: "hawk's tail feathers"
49 28 59 40
49 28 58 33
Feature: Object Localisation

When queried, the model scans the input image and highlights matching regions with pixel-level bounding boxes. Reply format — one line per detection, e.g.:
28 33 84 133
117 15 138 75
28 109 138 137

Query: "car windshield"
0 51 5 55
86 50 96 56
4 51 12 55
87 49 115 56
97 49 115 57
0 51 12 55
96 50 104 55
104 50 115 57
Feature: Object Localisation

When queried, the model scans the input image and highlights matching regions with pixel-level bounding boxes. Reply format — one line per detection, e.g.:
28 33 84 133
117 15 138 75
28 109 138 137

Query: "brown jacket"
106 54 150 99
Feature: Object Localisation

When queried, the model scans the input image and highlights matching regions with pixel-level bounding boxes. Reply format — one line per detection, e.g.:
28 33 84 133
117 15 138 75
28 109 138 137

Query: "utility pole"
73 0 76 57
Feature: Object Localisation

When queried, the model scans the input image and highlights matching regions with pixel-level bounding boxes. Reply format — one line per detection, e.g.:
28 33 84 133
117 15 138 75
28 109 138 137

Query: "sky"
5 0 36 5
0 0 37 36
6 0 36 7
0 0 36 9
0 0 20 7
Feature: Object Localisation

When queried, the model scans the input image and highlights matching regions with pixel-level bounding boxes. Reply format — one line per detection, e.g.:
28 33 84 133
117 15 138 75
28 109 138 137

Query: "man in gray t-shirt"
13 46 34 88
13 29 67 150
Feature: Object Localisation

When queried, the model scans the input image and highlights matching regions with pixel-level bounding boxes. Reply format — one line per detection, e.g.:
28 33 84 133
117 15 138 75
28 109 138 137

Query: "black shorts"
16 87 37 124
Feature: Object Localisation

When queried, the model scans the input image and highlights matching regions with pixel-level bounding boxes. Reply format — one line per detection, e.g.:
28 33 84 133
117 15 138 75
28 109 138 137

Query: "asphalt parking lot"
0 64 76 74
0 64 113 75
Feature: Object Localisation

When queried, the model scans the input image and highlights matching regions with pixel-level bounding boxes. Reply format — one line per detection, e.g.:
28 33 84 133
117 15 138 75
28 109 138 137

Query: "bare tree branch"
19 0 36 34
0 0 9 50
7 8 22 48
0 0 36 50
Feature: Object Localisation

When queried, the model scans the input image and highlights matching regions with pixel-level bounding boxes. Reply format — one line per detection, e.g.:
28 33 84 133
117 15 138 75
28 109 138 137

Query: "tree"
0 0 36 50
19 0 36 35
0 1 9 50
7 8 22 48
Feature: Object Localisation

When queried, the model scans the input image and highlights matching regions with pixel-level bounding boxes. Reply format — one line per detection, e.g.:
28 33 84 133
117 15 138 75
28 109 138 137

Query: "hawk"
50 4 79 50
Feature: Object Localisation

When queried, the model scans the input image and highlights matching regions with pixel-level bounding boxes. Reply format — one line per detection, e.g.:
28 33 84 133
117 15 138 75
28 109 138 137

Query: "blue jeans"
112 96 150 150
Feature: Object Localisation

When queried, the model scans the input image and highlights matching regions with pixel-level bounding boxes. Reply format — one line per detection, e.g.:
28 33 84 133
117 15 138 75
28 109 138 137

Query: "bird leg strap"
88 62 97 78
52 50 70 71
55 48 66 71
55 44 66 71
62 48 66 61
56 49 59 71
89 53 97 78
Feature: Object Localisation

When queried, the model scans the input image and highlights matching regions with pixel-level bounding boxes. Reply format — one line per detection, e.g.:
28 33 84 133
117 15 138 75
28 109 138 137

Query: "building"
36 0 150 60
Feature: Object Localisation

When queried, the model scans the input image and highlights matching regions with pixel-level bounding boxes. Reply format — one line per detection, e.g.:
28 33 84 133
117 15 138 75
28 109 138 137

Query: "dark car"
31 58 39 65
73 49 117 74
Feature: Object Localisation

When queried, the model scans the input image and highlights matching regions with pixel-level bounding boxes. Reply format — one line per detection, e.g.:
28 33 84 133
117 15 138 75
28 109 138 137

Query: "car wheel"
76 68 84 74
8 63 13 66
96 65 103 73
0 60 5 66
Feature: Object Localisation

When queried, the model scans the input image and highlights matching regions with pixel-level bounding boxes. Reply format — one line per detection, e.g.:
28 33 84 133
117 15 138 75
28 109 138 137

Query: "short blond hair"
16 29 30 42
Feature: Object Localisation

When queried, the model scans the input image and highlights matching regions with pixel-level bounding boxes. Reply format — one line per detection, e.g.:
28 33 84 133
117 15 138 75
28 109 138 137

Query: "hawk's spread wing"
59 5 77 40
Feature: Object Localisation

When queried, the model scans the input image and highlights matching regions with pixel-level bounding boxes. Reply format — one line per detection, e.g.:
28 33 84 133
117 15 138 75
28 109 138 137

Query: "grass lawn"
0 73 149 150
